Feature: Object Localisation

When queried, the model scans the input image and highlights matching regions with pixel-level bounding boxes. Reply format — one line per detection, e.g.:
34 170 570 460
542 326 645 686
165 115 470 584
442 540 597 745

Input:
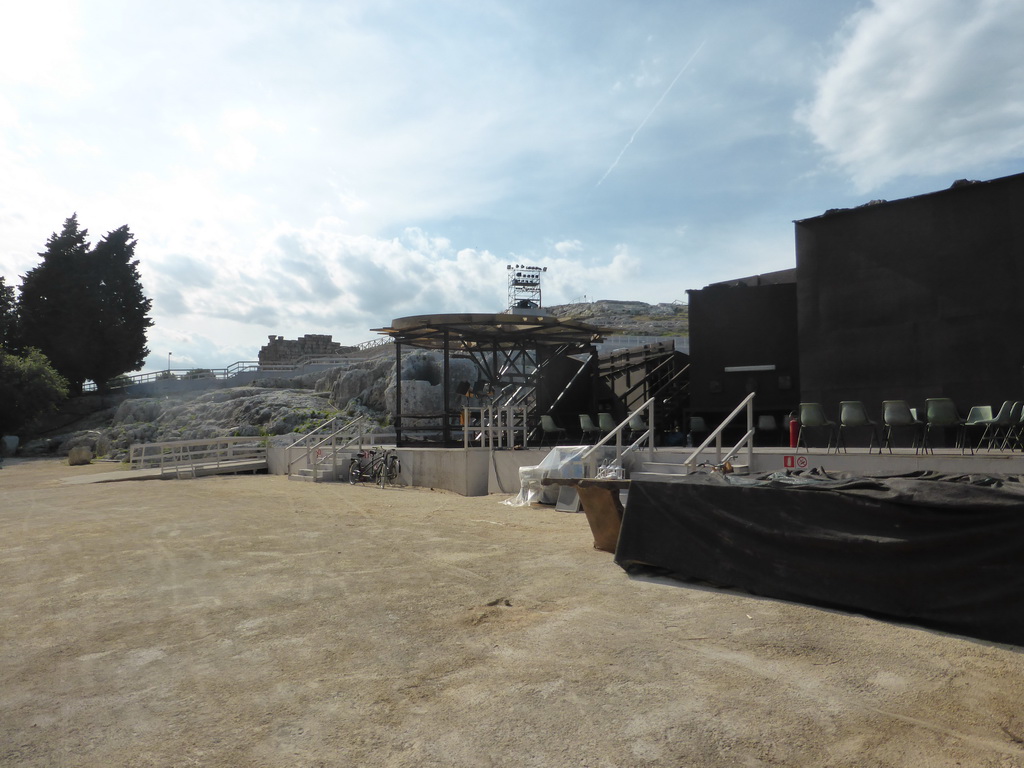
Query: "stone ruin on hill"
258 333 357 365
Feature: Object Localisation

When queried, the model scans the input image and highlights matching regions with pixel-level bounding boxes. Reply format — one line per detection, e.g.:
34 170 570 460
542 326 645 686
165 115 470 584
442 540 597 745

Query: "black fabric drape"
615 471 1024 645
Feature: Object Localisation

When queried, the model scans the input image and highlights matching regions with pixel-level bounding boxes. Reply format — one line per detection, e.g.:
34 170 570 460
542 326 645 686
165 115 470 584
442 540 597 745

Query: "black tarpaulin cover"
615 470 1024 645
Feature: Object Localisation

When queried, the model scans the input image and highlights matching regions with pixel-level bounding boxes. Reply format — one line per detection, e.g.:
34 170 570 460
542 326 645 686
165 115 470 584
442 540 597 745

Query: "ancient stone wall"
258 334 356 364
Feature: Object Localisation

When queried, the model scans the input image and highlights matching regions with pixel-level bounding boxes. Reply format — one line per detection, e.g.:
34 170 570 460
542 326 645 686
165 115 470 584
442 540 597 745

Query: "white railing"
83 346 392 392
129 436 267 477
286 414 395 481
579 397 657 476
683 392 756 471
462 405 529 449
89 362 263 390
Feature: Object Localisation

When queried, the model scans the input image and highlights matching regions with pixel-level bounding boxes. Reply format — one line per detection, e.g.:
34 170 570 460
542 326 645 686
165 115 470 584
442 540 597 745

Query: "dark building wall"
687 277 800 422
795 173 1024 414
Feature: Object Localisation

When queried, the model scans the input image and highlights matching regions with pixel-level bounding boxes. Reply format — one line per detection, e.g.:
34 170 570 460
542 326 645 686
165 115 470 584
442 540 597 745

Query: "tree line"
1 214 153 437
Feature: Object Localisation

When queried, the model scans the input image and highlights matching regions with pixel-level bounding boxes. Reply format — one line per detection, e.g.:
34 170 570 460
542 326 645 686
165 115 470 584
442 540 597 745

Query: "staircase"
290 454 347 482
286 414 391 483
629 393 756 481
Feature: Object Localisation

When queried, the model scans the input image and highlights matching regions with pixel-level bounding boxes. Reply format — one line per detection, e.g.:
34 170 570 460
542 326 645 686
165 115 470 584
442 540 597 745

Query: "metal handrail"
286 414 371 479
579 397 656 475
83 347 392 392
286 415 349 451
683 392 756 470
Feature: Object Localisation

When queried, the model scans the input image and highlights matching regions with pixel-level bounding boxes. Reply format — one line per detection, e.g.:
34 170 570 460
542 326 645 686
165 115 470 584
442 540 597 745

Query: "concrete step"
629 471 689 482
289 466 340 482
640 462 690 475
631 463 750 482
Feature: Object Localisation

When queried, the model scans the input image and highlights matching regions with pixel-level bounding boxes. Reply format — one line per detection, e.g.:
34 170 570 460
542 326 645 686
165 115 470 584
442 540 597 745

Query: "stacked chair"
882 400 925 453
539 415 567 446
837 401 881 453
1005 405 1024 450
578 414 602 443
799 399 1024 453
976 401 1022 450
921 398 968 454
963 405 994 449
796 403 837 452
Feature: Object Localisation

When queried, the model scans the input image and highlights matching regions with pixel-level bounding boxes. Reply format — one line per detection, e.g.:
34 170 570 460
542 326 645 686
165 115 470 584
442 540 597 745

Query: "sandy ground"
2 458 1024 768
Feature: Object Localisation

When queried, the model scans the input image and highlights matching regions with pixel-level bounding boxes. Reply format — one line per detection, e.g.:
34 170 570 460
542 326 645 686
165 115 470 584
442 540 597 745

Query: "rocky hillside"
547 299 688 337
17 300 686 459
23 388 344 460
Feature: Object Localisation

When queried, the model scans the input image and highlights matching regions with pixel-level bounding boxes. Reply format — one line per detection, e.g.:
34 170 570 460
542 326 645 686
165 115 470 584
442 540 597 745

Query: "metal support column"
442 330 451 445
395 341 403 446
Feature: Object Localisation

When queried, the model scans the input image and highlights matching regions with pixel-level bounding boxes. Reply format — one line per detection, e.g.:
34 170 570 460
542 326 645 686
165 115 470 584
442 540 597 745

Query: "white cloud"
6 1 1024 376
133 219 666 371
800 0 1024 190
554 240 583 256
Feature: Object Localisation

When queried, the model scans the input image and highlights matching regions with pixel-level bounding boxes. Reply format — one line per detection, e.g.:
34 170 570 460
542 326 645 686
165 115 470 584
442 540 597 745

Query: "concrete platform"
636 444 1024 478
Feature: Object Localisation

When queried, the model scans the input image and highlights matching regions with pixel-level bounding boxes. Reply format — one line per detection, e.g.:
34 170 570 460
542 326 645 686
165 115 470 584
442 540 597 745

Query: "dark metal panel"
796 172 1024 416
687 281 799 420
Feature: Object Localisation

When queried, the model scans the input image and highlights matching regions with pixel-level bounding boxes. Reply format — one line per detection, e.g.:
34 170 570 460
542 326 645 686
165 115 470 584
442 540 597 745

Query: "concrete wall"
266 444 550 497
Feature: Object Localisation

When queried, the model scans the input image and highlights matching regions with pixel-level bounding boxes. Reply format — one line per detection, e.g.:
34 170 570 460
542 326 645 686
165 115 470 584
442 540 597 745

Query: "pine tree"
0 276 16 352
86 225 153 387
17 214 153 394
18 215 92 391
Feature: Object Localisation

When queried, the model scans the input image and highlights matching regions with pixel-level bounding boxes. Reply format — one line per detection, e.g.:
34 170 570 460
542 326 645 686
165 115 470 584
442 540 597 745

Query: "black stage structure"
373 312 612 447
686 171 1024 442
795 171 1024 410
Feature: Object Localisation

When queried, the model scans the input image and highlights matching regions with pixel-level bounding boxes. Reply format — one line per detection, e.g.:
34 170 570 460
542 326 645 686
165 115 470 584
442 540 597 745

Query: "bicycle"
375 448 401 488
348 448 401 487
348 449 383 485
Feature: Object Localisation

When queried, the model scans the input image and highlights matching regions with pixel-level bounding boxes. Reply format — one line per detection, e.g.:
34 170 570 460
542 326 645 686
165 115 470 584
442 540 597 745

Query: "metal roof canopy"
373 312 610 350
372 312 613 446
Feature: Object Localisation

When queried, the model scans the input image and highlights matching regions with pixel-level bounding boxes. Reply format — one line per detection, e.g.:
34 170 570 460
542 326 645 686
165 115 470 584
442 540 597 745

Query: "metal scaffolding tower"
507 264 547 311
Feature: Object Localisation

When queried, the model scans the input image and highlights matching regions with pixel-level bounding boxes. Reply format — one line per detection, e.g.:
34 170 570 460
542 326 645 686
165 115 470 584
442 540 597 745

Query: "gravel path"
2 458 1023 767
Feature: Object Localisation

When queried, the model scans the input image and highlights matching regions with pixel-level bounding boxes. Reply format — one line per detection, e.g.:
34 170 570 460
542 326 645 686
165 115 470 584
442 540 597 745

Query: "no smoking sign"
784 455 808 469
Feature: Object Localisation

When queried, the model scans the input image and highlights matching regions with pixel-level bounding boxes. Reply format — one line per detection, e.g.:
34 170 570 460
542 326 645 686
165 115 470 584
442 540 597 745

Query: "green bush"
0 348 70 436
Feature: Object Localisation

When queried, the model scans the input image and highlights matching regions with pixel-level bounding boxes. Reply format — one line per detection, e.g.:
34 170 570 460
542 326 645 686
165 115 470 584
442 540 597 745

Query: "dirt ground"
2 458 1023 768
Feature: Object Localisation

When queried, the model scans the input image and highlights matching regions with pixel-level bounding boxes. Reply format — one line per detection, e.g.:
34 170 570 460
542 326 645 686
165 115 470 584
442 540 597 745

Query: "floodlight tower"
506 264 547 314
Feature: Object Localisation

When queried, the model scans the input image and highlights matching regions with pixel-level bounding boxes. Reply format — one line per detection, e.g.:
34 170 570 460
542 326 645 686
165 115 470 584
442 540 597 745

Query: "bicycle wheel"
385 455 400 485
376 455 397 488
348 458 361 485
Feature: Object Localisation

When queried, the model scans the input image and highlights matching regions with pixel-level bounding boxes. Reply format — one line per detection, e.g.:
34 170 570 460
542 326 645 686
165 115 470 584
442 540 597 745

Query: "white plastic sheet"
502 445 618 506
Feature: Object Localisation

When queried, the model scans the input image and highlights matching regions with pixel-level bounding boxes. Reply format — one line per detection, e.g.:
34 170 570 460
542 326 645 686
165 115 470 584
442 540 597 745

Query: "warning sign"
784 456 808 469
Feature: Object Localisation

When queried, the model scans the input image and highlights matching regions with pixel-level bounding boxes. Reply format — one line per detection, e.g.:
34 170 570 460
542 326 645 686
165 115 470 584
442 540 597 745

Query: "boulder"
68 446 93 466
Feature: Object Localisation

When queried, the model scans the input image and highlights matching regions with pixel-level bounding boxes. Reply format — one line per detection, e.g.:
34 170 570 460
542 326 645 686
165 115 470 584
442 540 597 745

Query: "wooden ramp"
64 456 268 485
128 437 268 479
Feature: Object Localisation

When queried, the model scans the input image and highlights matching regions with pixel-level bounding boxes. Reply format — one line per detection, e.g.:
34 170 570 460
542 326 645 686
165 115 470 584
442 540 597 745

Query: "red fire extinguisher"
788 414 799 448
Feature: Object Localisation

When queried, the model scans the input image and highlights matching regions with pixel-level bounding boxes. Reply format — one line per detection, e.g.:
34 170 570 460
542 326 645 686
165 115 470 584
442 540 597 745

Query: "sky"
2 0 1024 374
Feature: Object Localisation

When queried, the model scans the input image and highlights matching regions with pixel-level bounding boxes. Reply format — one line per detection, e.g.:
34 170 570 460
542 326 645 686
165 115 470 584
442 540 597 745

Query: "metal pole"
442 330 451 445
394 341 403 446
